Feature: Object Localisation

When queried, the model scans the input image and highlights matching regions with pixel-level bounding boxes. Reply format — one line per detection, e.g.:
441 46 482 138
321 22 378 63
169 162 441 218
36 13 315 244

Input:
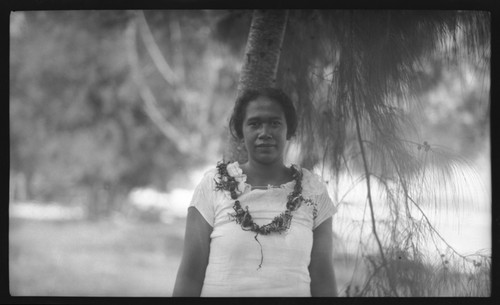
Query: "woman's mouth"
256 143 276 148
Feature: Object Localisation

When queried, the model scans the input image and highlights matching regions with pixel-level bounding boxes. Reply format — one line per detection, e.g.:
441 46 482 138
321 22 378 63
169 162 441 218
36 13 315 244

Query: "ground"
9 216 360 296
9 217 184 296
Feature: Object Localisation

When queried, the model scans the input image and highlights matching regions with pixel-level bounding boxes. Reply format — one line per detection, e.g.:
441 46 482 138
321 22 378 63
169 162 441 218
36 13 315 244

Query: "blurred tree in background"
10 10 241 219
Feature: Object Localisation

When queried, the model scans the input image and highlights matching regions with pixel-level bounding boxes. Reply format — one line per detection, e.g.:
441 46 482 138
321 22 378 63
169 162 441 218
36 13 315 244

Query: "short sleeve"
312 187 337 230
300 168 337 229
189 169 217 227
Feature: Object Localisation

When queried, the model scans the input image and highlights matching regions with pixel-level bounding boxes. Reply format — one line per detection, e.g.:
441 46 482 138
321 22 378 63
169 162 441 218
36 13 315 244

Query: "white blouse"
189 162 337 297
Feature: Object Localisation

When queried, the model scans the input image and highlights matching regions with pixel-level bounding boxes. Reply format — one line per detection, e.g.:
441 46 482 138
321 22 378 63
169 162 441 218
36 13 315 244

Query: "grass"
9 215 362 297
9 216 185 296
9 215 489 297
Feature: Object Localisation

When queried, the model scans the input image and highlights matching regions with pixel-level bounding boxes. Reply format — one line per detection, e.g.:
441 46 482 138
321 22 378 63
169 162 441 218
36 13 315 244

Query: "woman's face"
241 96 288 165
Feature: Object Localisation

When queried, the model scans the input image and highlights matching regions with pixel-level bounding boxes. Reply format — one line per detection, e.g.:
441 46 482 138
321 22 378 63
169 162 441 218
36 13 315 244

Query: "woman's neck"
241 159 291 186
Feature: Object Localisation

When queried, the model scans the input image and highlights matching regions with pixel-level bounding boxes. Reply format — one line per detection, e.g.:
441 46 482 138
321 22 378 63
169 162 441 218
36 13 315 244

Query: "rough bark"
224 10 289 163
237 10 289 93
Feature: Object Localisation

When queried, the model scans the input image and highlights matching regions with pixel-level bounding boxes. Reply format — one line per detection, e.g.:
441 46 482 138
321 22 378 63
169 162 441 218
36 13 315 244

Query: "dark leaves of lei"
214 161 303 269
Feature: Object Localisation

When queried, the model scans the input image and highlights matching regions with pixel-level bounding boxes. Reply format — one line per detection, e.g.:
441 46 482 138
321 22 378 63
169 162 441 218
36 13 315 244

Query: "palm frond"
278 9 490 296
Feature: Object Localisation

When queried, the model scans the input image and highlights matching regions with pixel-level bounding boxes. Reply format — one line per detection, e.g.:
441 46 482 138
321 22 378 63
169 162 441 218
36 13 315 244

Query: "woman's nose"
258 124 272 139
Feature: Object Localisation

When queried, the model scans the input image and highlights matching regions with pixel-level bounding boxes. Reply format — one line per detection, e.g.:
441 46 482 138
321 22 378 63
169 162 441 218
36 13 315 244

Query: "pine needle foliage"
277 10 490 296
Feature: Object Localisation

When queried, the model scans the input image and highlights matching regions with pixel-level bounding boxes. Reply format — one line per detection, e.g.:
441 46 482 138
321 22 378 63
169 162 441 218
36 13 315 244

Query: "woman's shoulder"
192 165 218 188
197 167 219 186
299 167 324 185
299 167 328 197
198 161 235 185
203 167 219 178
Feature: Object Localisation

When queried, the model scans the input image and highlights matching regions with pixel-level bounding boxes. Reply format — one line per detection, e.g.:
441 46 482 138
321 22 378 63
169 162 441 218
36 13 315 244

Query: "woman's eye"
272 121 281 126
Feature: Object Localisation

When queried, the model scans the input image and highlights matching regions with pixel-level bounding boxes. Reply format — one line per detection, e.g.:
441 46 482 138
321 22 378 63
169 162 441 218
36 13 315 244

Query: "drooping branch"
125 20 191 154
389 148 484 263
137 11 215 140
137 11 178 87
348 10 398 296
168 17 186 84
276 10 490 296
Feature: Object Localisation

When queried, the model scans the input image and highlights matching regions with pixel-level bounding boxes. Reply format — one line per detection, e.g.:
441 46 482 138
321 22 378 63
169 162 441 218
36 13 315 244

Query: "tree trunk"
237 10 289 93
224 10 289 162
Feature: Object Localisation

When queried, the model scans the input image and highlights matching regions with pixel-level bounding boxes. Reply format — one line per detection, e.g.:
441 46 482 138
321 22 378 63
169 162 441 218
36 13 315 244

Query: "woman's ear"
237 138 245 151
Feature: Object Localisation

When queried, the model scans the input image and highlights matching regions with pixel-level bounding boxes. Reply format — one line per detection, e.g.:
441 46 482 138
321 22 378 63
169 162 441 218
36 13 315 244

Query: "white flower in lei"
226 162 247 194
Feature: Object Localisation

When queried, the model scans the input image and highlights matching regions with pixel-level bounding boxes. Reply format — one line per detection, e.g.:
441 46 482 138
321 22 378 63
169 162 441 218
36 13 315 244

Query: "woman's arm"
309 217 338 297
172 207 212 296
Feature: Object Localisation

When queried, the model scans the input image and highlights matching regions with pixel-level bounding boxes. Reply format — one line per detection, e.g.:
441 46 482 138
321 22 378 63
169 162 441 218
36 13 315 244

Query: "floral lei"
214 160 304 269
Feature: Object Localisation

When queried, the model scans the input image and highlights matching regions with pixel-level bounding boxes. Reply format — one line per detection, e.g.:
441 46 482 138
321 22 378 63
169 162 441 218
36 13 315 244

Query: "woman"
173 88 338 297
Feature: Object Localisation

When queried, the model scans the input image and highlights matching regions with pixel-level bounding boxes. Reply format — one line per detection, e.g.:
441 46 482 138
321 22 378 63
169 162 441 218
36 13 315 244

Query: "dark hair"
229 87 297 140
